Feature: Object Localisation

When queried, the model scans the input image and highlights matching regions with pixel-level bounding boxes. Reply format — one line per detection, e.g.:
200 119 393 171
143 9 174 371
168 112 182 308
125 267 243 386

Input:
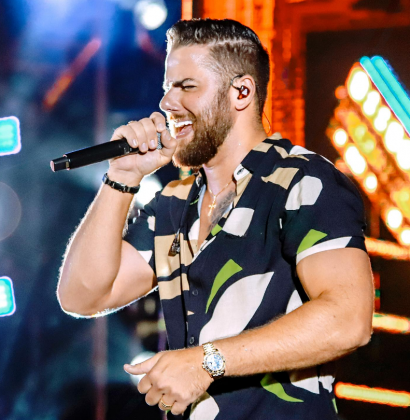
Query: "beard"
171 87 233 168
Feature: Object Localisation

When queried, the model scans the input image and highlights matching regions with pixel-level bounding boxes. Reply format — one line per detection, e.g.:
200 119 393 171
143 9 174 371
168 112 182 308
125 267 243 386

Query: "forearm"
57 178 139 312
215 294 372 377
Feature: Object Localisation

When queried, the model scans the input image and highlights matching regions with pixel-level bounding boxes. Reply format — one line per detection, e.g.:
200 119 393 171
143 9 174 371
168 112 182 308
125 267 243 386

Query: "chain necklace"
207 180 233 216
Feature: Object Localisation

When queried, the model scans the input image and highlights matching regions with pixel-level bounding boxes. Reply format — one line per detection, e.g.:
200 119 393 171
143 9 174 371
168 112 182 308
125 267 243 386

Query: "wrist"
106 168 143 187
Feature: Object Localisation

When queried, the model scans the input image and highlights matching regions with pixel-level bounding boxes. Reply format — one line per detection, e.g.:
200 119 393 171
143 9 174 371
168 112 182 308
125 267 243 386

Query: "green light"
0 277 16 316
372 56 410 120
0 117 21 156
360 57 410 135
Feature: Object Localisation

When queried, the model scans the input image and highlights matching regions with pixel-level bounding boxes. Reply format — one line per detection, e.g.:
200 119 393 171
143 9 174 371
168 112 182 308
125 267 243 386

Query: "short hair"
166 18 270 117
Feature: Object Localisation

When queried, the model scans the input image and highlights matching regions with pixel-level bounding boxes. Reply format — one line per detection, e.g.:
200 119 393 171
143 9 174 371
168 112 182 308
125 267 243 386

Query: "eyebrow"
163 78 198 90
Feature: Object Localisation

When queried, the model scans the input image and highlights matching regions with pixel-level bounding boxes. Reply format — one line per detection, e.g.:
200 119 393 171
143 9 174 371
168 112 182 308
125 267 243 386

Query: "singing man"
58 18 374 420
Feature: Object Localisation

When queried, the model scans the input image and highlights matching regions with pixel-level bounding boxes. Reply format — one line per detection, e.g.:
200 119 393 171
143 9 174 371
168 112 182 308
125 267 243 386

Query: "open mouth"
173 120 194 138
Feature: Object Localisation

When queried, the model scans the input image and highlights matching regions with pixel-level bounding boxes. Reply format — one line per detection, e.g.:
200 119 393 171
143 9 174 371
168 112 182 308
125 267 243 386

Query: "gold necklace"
207 180 233 216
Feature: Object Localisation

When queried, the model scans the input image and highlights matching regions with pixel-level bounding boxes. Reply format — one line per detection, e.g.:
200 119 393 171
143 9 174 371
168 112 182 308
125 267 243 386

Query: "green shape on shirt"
205 259 242 313
332 398 338 413
261 373 303 403
211 224 222 236
297 229 328 255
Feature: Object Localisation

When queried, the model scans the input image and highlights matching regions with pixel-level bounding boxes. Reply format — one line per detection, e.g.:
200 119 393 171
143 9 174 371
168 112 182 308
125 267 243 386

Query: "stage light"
386 208 403 229
354 124 366 140
128 351 156 385
333 129 348 146
335 382 410 407
344 145 366 175
363 90 380 116
0 116 21 156
374 106 391 132
0 277 16 317
364 174 377 193
134 0 168 30
0 182 22 241
384 121 404 152
396 139 410 170
373 313 410 334
400 229 410 245
134 174 162 208
348 69 370 101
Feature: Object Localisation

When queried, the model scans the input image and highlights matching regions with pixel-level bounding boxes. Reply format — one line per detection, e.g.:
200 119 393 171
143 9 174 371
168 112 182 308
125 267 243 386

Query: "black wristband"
102 173 141 195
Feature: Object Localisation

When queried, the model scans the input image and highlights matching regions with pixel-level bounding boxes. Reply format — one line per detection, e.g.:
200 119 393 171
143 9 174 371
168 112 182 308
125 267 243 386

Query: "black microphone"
50 133 163 172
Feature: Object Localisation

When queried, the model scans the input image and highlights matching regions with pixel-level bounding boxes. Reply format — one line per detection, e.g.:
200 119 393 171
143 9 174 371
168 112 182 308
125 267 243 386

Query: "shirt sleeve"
123 191 160 273
279 157 367 266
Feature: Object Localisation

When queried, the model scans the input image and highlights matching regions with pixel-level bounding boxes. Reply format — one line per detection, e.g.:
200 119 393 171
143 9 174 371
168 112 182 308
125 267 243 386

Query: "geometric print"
123 136 367 420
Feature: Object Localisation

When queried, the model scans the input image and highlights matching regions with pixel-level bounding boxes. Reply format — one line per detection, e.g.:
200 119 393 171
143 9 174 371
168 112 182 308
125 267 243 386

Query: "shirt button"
192 289 199 296
189 336 195 345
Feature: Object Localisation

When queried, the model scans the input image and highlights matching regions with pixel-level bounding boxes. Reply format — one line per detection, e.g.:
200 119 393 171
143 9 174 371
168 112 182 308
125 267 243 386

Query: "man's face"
160 45 233 168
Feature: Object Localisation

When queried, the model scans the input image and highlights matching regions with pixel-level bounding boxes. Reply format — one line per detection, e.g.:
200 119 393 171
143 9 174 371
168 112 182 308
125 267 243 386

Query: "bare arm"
125 247 374 415
214 247 374 375
57 113 177 316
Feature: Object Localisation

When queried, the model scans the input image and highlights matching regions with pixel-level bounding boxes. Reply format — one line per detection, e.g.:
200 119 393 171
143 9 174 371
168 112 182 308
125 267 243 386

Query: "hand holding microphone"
50 112 177 185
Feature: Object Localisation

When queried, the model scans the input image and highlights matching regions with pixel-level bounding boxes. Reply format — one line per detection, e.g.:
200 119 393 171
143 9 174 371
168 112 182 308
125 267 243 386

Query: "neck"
202 121 266 193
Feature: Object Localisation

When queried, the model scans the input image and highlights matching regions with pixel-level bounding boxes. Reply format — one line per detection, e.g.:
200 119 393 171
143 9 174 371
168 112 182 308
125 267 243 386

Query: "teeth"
174 120 193 128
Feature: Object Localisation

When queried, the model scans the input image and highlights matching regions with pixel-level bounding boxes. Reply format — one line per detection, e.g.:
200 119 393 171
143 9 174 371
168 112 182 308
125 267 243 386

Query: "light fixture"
348 69 370 101
364 174 377 193
384 121 404 152
333 128 348 146
386 208 403 229
344 145 367 175
134 0 168 30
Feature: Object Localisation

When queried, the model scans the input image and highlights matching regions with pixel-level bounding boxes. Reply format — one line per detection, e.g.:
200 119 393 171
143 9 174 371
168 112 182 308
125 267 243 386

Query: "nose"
159 89 181 113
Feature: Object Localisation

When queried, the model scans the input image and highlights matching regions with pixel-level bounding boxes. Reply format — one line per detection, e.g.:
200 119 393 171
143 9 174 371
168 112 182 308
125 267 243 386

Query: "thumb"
124 352 162 375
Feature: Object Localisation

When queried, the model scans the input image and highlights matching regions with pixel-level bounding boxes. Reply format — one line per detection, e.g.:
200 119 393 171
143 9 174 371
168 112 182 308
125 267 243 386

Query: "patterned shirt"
124 136 367 420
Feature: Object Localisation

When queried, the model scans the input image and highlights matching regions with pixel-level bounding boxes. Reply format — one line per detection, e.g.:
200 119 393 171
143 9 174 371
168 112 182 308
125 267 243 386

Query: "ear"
229 75 257 112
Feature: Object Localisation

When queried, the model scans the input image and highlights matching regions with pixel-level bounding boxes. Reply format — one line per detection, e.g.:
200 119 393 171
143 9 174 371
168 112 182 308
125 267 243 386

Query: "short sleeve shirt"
124 137 367 420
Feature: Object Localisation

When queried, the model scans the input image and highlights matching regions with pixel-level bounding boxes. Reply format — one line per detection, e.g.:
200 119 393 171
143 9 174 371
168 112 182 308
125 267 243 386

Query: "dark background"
0 1 409 418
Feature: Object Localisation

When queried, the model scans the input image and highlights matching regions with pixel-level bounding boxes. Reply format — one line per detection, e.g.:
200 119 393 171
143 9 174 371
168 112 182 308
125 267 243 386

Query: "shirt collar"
195 138 279 185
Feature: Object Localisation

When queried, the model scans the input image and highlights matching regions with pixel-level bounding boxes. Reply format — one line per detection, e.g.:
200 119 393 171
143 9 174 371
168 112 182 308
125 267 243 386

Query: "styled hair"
166 18 270 117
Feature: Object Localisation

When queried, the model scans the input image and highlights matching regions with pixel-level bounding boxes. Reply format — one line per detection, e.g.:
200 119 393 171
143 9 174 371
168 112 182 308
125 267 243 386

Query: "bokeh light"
348 69 370 101
364 174 377 193
134 174 163 208
344 145 367 175
386 208 403 229
0 182 22 241
333 128 348 146
134 0 168 30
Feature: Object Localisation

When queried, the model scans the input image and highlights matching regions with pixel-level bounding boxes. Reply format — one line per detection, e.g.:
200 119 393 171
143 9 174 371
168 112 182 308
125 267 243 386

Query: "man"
58 19 374 420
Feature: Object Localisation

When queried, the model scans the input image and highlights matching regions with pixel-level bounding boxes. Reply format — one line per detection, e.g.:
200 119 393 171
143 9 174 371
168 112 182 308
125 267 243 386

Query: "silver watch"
202 342 226 379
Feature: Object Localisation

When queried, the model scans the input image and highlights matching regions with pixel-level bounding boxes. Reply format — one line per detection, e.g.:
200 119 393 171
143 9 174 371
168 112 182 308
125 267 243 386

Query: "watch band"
102 173 141 195
202 342 226 379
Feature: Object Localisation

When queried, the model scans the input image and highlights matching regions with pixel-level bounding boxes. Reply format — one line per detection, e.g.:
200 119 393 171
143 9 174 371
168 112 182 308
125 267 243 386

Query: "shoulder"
160 175 197 200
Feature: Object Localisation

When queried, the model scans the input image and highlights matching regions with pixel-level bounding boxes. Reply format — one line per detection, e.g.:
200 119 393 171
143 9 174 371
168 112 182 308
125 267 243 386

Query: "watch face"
205 353 224 372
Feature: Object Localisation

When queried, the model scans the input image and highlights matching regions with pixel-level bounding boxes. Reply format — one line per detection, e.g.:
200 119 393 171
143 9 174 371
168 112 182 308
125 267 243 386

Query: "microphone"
50 133 163 172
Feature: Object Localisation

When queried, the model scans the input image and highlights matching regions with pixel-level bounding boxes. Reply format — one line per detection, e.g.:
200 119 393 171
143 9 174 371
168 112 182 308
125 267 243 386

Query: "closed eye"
182 85 196 90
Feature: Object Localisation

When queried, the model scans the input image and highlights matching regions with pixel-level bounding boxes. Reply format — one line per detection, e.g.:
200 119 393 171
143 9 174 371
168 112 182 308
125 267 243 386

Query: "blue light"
360 57 410 135
0 116 21 156
0 277 16 317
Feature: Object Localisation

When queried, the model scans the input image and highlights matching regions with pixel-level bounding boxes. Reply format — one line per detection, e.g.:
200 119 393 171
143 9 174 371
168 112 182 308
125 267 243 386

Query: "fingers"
124 352 162 376
170 401 187 416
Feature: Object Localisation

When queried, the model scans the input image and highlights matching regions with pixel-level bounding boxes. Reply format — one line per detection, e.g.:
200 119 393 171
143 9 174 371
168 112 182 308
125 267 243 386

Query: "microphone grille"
157 132 163 150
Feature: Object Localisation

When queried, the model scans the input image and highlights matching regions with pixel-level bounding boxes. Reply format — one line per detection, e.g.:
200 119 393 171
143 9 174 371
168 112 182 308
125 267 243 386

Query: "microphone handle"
50 134 162 172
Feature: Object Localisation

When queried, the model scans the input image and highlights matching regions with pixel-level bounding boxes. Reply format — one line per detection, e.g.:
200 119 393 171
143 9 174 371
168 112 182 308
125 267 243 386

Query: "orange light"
333 129 348 147
335 382 410 407
373 313 410 334
348 69 370 101
365 237 410 260
363 174 377 193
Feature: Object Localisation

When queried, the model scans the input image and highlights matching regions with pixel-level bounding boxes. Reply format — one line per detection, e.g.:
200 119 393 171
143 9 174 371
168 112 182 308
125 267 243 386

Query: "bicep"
100 240 157 310
296 247 374 314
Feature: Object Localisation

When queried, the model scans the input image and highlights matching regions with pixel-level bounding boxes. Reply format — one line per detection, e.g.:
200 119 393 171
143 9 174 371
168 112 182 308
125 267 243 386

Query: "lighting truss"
326 56 410 246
